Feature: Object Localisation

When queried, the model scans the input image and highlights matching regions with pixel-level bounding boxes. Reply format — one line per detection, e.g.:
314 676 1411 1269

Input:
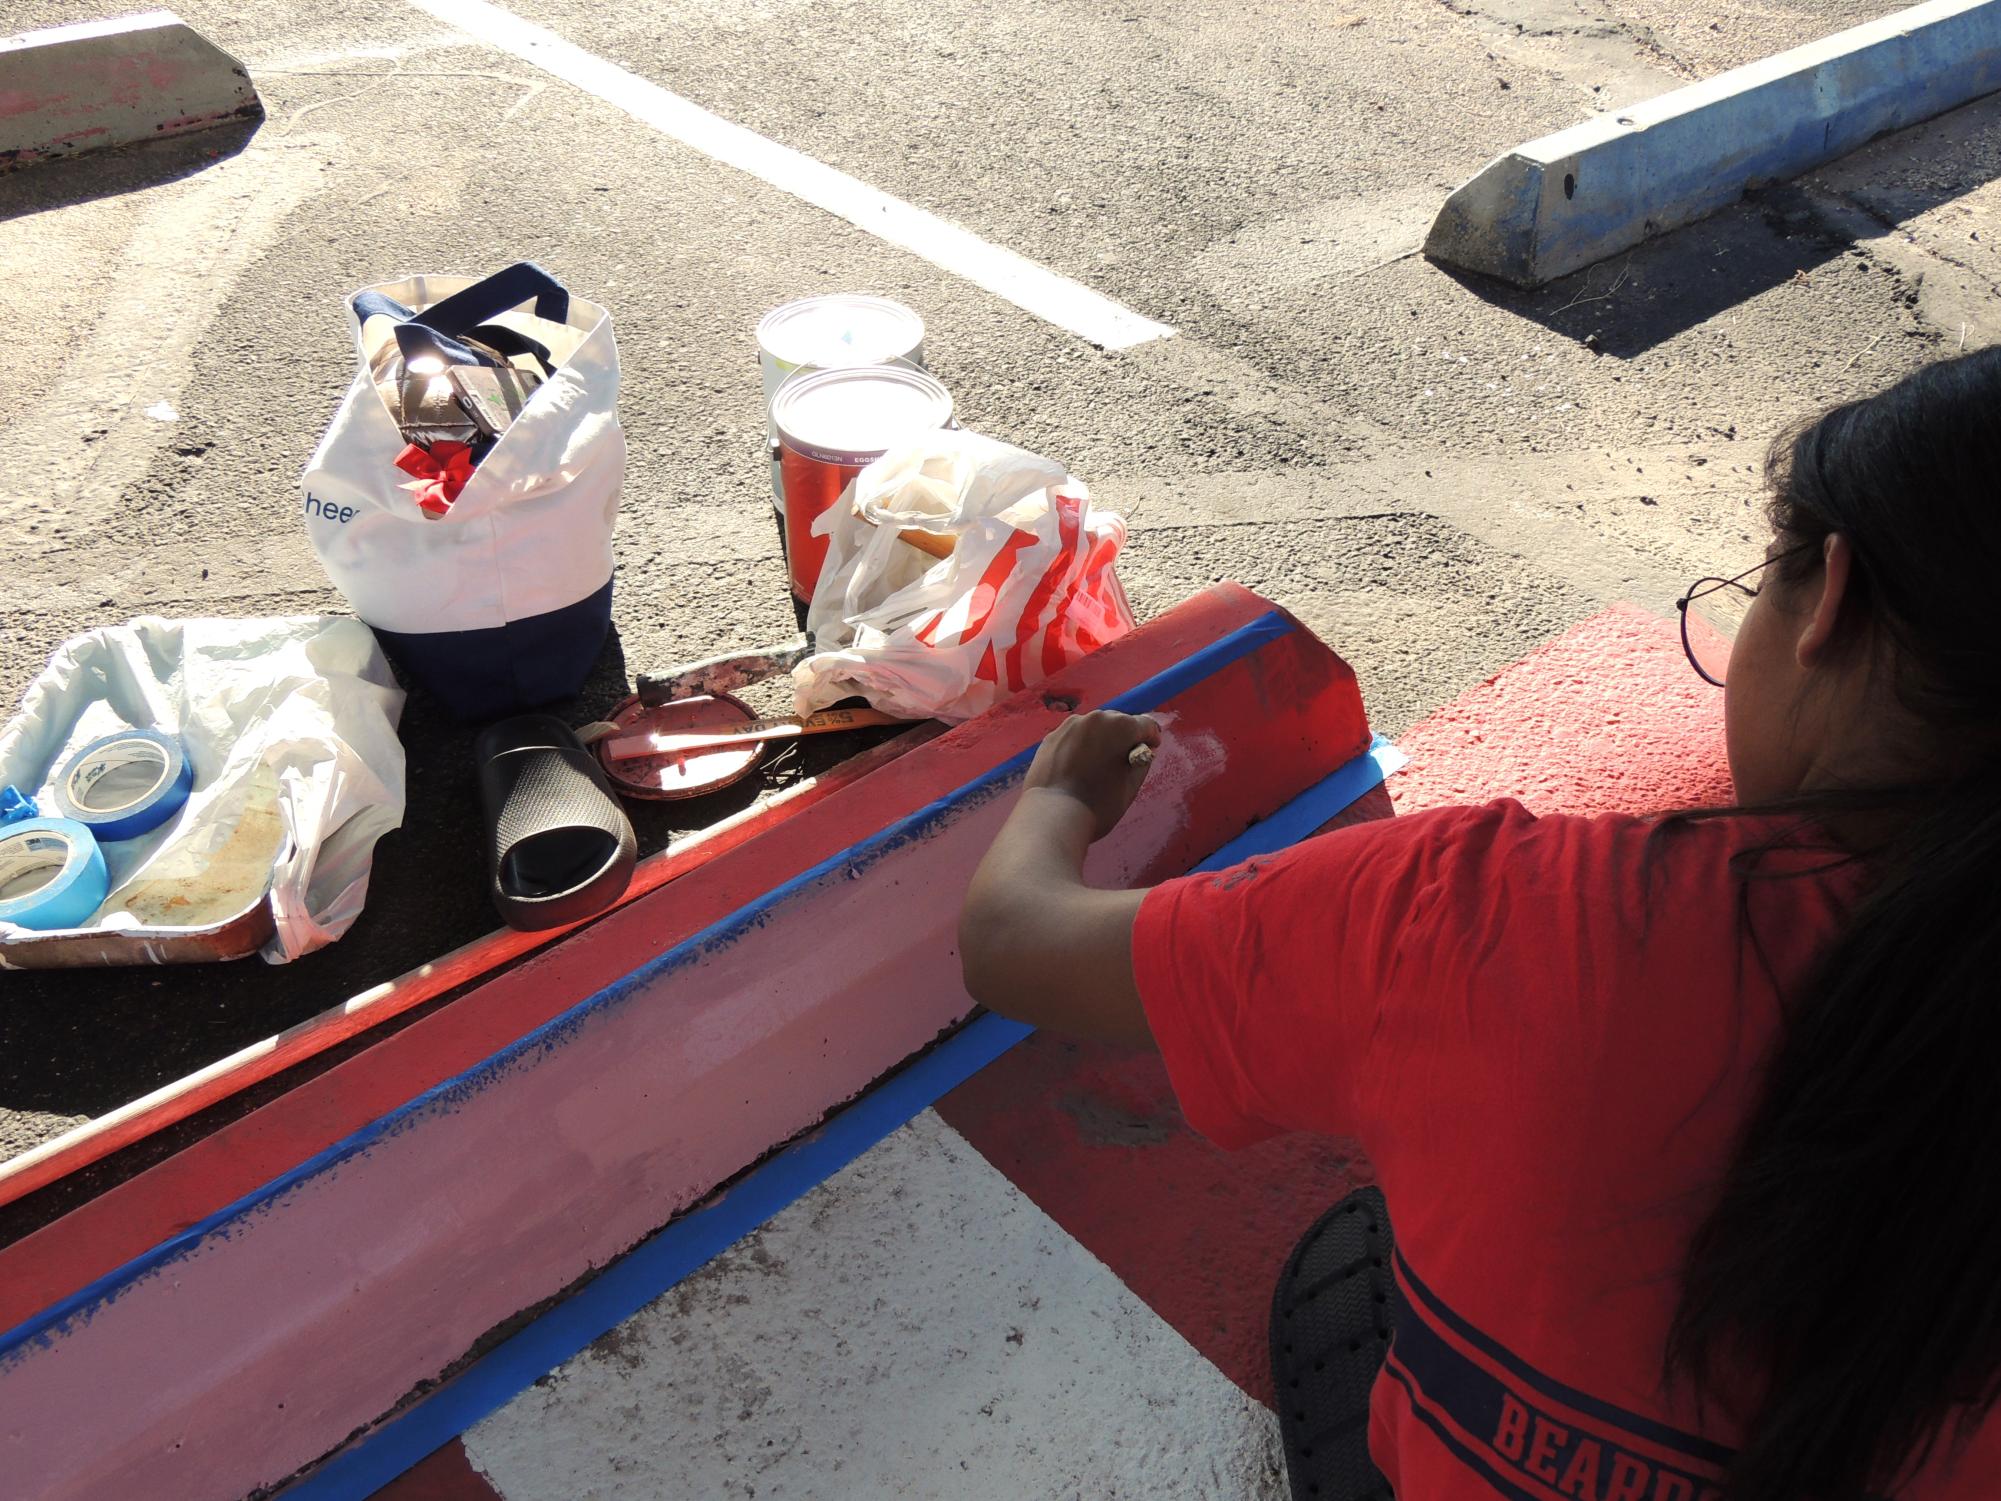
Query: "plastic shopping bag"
301 263 624 722
794 430 1135 723
0 616 405 963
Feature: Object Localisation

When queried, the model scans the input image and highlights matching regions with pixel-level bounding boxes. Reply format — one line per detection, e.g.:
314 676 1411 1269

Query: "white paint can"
756 295 927 512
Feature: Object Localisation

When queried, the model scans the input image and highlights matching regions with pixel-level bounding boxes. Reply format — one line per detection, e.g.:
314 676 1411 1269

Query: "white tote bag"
300 263 624 721
794 430 1135 723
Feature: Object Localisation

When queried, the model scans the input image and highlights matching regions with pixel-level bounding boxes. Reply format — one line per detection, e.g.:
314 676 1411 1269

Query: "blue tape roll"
51 728 194 842
0 817 110 931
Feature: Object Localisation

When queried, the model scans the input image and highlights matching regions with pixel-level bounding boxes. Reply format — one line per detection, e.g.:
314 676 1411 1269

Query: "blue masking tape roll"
51 728 194 842
0 817 110 932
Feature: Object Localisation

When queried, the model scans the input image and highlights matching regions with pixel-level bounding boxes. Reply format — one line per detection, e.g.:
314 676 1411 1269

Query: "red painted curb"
937 1032 1374 1403
0 586 1329 1332
1 587 1375 1501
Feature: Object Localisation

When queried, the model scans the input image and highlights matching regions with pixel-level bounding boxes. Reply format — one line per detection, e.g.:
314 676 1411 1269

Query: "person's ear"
1796 533 1855 668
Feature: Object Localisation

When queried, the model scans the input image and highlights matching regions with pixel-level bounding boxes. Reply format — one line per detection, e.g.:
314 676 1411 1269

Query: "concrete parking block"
1 10 260 170
1425 0 2001 287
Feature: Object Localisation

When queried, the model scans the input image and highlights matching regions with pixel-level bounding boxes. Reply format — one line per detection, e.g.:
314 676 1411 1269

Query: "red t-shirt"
1135 798 1996 1501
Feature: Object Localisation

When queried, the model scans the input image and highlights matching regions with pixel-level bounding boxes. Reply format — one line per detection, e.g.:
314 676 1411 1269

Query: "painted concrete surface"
364 604 1729 1500
0 588 1352 1336
935 1030 1371 1409
1387 602 1734 816
460 1110 1288 1501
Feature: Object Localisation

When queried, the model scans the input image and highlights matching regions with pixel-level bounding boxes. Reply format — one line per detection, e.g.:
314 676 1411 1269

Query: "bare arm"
958 711 1162 1046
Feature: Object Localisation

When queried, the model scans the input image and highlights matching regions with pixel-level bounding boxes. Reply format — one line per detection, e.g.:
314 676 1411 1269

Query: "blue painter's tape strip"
0 607 1306 1370
274 735 1404 1499
1190 738 1405 876
282 1010 1036 1501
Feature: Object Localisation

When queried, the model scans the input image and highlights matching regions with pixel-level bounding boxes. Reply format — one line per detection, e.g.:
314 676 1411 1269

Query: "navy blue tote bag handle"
354 263 571 373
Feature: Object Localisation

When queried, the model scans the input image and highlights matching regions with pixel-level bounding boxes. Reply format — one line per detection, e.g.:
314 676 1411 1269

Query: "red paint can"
771 364 954 602
756 295 927 514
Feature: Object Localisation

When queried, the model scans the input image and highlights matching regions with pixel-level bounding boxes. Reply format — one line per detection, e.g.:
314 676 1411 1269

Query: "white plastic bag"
0 616 406 962
299 264 624 721
795 430 1135 723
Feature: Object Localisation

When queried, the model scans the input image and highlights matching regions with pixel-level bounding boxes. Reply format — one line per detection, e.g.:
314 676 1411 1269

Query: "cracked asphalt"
1 0 1996 1227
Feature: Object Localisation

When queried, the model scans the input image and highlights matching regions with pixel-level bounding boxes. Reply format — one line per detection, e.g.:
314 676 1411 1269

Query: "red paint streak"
0 585 1361 1336
365 1439 502 1501
0 91 73 119
942 605 1730 1402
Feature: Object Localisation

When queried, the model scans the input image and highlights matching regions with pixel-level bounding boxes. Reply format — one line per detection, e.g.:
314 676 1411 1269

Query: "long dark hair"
1665 345 2001 1500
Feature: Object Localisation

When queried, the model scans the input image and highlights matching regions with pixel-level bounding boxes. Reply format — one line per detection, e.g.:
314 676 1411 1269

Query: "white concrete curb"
1425 0 2001 288
1 10 261 170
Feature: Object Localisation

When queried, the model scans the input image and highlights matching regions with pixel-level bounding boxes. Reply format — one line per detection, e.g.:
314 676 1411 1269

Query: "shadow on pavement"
0 118 261 224
1440 100 2001 360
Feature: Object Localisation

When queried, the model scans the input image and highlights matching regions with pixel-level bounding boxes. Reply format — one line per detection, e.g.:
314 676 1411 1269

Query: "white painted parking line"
405 0 1176 351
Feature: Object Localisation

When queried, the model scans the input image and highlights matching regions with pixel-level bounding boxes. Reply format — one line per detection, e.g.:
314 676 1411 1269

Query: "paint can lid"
770 364 954 466
757 295 926 371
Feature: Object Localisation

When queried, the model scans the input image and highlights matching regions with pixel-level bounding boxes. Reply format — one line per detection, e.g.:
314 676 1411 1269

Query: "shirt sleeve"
1131 798 1542 1150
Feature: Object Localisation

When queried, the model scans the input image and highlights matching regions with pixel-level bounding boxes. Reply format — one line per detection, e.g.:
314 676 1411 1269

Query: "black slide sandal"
476 714 637 932
1270 1186 1400 1501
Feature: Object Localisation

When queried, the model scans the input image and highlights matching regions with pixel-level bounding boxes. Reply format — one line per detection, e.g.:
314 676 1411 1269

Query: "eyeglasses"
1675 552 1793 688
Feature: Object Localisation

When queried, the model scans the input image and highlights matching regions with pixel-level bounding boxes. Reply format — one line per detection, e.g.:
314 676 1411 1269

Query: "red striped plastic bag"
794 430 1135 723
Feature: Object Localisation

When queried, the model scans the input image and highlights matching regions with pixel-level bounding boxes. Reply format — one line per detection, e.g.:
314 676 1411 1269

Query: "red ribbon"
394 441 476 516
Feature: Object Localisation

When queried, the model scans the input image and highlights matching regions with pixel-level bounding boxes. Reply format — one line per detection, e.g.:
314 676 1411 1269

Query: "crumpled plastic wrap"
795 430 1135 723
0 615 405 963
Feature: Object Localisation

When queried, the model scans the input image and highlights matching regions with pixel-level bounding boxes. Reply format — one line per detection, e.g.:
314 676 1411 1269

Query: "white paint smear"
406 0 1175 351
1083 707 1227 885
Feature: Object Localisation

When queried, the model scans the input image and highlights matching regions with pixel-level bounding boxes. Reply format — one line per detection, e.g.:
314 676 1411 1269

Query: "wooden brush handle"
895 526 955 560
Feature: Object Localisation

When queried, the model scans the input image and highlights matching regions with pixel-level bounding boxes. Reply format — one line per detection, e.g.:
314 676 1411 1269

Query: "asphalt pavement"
1 0 1995 1218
